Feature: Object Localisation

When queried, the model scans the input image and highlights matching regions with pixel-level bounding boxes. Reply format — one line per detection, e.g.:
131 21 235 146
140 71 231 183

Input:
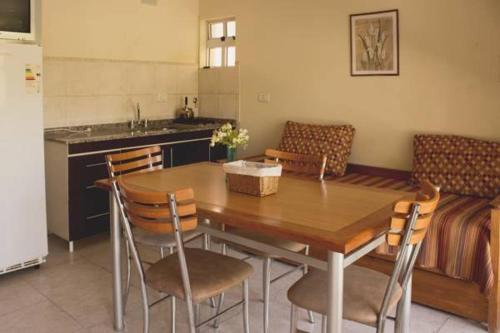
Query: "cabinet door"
68 153 110 241
171 140 210 167
162 145 173 168
210 144 227 162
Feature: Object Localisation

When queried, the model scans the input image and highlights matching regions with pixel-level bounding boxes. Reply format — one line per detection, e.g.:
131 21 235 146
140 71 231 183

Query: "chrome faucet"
130 103 147 130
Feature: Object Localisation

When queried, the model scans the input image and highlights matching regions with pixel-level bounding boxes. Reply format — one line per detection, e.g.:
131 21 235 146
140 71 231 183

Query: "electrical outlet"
257 93 271 104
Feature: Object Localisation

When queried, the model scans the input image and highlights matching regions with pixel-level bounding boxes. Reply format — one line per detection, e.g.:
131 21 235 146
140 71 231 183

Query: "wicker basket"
227 174 280 197
223 161 282 197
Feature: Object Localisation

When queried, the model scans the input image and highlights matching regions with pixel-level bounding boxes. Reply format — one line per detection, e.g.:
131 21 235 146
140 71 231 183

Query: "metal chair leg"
213 292 225 328
139 276 150 333
170 296 176 333
160 247 165 259
263 257 272 333
307 310 315 324
243 279 250 333
290 304 297 333
194 303 201 333
185 299 196 333
123 239 132 314
321 315 327 333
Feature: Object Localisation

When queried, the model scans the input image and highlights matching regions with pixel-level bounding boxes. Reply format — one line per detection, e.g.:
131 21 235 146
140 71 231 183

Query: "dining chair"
105 146 206 324
219 148 327 333
112 179 253 333
287 180 440 333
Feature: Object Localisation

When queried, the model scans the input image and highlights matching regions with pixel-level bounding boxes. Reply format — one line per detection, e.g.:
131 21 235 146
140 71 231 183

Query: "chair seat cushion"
132 228 201 248
287 266 402 326
227 228 307 257
146 248 253 303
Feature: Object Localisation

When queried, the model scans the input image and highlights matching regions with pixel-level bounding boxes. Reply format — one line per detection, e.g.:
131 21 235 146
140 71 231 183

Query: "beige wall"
42 0 199 63
41 0 199 128
200 0 500 170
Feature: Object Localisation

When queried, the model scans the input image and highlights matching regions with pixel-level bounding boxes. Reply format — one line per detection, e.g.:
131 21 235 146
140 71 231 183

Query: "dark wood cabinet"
172 141 210 167
61 131 226 242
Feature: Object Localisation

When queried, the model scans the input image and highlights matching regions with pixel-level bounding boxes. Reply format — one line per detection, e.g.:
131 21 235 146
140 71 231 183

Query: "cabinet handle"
86 185 97 190
85 162 107 168
86 212 110 221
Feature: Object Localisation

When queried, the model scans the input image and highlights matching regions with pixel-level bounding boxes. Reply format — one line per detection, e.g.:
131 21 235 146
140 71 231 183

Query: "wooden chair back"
116 179 198 234
264 148 327 180
106 146 162 177
377 180 440 330
387 180 440 246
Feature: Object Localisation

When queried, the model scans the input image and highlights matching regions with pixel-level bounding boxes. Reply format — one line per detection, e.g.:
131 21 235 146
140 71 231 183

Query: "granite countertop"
45 118 233 144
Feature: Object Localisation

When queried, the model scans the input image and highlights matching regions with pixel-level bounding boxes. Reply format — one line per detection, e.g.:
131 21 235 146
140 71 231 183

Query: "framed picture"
350 9 399 76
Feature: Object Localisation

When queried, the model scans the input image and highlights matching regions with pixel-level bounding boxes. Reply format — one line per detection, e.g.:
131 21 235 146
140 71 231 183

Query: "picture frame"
350 9 399 76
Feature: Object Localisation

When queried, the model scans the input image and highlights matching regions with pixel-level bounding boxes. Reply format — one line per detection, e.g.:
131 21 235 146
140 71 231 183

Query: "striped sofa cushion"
336 173 494 294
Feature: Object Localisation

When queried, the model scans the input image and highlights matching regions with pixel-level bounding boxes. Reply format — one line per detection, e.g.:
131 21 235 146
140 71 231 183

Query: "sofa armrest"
492 195 500 209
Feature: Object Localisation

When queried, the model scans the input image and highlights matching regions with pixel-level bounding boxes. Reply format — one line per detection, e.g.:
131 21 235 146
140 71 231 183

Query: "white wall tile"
42 57 199 128
43 60 67 97
95 61 128 96
94 96 127 123
176 65 197 94
219 67 239 94
127 62 156 94
199 68 219 94
64 96 98 126
218 94 238 119
198 94 220 118
43 97 67 128
155 63 177 94
66 60 101 96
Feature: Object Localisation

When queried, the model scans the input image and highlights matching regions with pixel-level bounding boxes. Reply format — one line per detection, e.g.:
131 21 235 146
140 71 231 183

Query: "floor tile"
0 234 487 333
0 300 82 333
0 271 47 317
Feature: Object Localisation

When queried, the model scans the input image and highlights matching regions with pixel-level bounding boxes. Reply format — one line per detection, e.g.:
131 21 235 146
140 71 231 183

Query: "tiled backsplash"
198 67 239 120
43 57 198 128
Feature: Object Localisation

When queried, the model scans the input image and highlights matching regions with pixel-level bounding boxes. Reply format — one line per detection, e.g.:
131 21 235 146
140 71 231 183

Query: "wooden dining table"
96 162 413 333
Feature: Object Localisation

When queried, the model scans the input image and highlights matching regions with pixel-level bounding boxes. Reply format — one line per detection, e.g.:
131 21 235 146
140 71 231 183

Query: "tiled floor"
0 234 487 333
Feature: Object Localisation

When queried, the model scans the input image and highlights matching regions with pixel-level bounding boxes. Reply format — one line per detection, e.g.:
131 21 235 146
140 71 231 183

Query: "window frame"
206 17 236 68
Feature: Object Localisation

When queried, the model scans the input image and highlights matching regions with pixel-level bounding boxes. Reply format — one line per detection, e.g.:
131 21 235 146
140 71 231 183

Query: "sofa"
336 134 500 332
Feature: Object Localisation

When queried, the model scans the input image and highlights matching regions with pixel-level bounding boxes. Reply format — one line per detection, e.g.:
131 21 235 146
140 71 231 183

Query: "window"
206 18 236 68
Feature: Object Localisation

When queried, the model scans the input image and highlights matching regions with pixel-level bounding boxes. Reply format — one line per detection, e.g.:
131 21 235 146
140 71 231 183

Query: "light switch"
257 93 271 104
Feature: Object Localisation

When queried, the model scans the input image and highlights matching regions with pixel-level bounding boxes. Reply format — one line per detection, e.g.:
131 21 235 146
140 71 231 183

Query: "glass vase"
226 146 237 162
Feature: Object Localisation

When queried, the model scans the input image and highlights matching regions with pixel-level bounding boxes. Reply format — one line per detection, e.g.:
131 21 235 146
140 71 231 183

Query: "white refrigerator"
0 43 48 274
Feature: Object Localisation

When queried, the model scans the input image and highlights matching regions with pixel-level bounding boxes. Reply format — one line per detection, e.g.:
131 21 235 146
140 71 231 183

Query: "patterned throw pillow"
411 134 500 198
278 121 356 176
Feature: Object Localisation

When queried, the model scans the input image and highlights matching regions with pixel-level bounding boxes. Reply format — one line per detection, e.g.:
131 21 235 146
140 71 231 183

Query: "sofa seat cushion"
278 121 355 177
336 173 494 294
411 134 500 198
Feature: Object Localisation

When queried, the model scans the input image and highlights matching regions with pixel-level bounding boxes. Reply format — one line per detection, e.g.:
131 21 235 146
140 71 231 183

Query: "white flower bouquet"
210 123 249 149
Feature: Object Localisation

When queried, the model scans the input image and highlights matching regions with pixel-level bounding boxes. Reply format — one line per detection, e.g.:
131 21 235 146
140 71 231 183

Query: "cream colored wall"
200 0 500 170
42 0 198 63
42 0 199 128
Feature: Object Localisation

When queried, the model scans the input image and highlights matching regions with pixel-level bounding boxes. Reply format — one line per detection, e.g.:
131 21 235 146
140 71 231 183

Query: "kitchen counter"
45 118 232 145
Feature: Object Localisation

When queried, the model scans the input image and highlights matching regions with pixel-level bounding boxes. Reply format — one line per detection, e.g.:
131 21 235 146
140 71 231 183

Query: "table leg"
327 251 344 333
110 192 124 331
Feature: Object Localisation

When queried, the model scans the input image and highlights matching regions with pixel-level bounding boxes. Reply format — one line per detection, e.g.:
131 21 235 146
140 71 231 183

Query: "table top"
96 162 411 254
